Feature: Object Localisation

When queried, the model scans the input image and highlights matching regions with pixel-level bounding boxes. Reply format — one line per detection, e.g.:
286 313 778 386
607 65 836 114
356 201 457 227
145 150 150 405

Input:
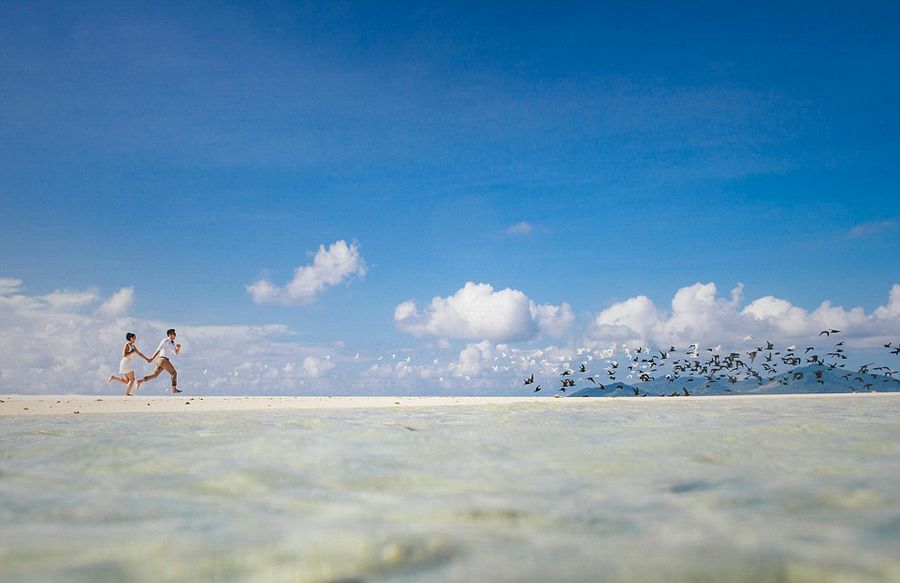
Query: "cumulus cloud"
590 281 900 348
530 302 576 339
394 282 573 342
458 340 494 375
96 287 134 318
247 240 367 305
301 355 335 378
847 220 898 239
505 221 534 236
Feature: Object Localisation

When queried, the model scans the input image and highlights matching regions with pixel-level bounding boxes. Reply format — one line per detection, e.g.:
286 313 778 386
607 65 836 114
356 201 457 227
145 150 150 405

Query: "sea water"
1 396 899 582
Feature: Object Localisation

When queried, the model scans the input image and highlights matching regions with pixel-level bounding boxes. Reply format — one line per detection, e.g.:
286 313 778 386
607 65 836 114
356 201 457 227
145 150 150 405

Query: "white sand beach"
1 391 897 416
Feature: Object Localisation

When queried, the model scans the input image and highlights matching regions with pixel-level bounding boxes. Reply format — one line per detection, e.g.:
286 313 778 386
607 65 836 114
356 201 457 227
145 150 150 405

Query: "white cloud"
301 355 335 378
847 220 898 238
458 340 494 375
590 281 900 348
874 284 900 320
505 221 534 236
0 278 23 295
0 284 134 319
531 302 575 338
394 282 573 342
247 240 367 305
42 289 100 311
96 287 134 318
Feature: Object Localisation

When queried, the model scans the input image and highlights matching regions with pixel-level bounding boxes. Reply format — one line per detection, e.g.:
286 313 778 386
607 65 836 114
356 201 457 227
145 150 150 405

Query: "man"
137 328 182 393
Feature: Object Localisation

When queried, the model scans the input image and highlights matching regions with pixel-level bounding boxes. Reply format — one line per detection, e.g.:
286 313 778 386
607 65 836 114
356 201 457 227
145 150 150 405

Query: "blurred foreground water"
2 396 899 582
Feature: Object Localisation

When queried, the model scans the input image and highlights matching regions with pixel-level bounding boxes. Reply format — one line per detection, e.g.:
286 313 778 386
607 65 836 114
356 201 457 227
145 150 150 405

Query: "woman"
107 333 151 396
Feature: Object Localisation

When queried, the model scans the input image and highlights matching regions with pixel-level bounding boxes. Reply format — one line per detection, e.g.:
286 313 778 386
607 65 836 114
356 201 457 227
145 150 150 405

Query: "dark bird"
579 363 587 373
533 385 541 393
523 374 534 385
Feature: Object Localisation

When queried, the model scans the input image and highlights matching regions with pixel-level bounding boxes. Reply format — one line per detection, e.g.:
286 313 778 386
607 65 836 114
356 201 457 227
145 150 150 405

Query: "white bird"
354 353 359 359
432 358 439 365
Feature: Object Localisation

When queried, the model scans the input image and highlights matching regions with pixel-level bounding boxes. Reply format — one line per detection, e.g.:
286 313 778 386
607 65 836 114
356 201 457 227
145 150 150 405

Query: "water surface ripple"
2 396 899 582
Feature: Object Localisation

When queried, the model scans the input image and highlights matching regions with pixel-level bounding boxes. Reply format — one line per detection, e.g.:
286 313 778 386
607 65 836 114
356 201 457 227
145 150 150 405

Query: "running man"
137 328 182 393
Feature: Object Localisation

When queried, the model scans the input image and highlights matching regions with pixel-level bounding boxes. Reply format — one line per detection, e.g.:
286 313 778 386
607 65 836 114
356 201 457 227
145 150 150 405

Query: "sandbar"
1 392 897 416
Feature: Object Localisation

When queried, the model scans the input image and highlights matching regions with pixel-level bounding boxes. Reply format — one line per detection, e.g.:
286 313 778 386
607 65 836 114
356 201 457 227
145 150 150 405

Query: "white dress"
119 346 136 374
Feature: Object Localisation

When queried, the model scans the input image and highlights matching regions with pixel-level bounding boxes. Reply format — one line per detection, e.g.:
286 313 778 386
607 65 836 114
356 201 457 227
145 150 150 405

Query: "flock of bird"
522 330 900 397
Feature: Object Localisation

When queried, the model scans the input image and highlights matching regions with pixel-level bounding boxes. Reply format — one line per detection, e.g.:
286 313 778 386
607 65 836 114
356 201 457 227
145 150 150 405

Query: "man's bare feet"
135 380 143 391
172 387 182 394
107 375 114 383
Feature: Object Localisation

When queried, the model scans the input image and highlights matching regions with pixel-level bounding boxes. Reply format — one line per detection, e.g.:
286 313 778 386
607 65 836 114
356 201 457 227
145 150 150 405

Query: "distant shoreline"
1 392 898 416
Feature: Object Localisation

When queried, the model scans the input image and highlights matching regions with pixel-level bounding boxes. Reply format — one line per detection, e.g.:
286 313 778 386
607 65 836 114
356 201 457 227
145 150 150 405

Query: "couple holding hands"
107 328 182 396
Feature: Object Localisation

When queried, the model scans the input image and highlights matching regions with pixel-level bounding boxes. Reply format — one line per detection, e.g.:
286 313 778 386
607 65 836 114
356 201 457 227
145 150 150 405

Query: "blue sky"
1 1 898 393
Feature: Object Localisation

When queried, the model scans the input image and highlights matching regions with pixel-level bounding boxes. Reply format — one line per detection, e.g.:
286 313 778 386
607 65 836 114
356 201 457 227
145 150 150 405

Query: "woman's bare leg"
124 372 136 396
108 375 128 384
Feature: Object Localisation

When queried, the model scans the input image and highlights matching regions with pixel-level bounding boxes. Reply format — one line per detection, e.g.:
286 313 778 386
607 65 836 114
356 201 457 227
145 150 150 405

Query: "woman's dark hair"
167 328 176 336
126 333 136 341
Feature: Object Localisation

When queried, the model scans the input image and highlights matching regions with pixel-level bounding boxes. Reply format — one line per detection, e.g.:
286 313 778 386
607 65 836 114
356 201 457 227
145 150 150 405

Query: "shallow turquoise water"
2 397 900 582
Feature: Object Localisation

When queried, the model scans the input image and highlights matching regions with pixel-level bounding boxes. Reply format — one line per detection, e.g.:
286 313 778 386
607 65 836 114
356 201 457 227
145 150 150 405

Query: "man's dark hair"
167 329 176 336
126 332 135 341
